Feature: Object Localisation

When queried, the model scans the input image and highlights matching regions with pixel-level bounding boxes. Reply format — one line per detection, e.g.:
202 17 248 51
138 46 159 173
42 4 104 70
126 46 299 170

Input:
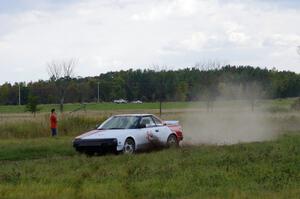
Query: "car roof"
114 114 154 117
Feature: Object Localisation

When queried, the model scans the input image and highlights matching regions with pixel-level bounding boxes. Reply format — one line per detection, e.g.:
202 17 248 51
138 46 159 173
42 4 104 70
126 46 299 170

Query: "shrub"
25 95 41 116
290 98 300 111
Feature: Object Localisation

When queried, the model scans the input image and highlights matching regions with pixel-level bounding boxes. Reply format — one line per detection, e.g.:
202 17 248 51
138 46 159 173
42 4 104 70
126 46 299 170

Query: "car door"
131 127 149 150
138 116 158 149
151 115 171 144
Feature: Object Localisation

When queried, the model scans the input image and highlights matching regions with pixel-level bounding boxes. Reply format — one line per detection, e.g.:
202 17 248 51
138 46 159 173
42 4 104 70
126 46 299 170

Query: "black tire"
123 138 135 154
167 134 179 148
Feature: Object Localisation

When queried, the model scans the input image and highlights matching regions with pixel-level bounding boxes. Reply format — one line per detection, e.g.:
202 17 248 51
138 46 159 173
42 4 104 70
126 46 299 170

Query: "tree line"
1 65 300 106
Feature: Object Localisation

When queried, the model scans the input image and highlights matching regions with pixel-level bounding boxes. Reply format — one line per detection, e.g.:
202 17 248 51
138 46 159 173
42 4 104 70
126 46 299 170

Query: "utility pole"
159 99 162 116
97 82 100 103
159 77 163 117
18 84 21 105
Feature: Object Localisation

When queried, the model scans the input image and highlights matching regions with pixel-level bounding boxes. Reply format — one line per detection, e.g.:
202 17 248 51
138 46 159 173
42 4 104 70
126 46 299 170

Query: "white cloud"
0 0 300 83
263 34 300 47
182 32 207 50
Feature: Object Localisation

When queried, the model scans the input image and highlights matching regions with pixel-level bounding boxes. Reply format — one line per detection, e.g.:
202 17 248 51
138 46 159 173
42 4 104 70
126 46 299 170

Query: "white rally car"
73 114 183 155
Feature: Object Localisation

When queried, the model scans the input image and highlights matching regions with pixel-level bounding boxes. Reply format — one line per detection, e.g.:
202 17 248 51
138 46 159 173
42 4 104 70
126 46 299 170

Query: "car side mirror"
138 123 146 128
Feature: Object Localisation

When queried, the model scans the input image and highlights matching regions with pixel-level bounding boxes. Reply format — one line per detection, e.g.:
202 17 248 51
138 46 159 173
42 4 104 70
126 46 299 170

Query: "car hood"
75 129 129 140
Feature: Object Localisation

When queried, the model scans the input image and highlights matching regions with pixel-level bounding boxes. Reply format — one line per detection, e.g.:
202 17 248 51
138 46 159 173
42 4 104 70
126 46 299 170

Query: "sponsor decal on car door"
134 128 150 149
151 116 170 144
138 116 158 148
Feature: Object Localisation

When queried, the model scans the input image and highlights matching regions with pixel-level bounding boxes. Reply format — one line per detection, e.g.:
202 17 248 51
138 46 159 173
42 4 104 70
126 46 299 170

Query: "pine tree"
25 95 40 116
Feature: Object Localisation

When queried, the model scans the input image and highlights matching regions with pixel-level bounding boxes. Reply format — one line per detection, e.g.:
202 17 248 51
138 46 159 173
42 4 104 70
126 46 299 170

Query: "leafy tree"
1 65 300 105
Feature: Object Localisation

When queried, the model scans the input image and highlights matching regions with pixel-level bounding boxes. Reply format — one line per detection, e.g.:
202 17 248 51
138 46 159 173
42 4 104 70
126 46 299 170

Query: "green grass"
0 98 298 114
1 98 299 198
0 137 75 161
0 102 194 113
0 134 299 198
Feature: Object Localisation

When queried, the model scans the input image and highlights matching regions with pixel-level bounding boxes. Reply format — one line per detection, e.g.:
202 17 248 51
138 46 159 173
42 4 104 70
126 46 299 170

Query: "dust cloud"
181 110 276 145
180 83 277 145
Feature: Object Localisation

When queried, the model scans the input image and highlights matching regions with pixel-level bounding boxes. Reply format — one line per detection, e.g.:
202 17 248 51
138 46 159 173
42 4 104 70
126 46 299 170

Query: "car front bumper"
73 138 118 153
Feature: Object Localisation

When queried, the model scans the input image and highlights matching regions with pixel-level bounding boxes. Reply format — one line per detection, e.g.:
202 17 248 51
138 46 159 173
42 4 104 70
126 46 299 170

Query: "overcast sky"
0 0 300 84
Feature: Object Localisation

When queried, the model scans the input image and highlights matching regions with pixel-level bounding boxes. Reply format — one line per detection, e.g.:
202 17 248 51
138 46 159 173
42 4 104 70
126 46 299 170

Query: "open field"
0 98 298 114
1 99 300 140
0 102 192 113
1 98 300 198
0 134 299 199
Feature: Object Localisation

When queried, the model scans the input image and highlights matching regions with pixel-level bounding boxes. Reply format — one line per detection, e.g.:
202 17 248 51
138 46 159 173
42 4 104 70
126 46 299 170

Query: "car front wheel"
123 138 135 154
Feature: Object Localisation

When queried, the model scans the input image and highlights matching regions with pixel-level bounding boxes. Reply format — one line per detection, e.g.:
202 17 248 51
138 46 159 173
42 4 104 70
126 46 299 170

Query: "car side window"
140 116 156 127
152 116 163 126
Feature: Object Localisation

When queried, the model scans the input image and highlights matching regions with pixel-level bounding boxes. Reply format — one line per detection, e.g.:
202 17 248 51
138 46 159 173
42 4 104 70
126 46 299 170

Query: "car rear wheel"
167 134 179 148
123 138 135 154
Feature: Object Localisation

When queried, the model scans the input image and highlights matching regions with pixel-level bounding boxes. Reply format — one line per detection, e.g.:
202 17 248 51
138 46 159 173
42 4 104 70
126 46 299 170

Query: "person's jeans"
51 128 57 136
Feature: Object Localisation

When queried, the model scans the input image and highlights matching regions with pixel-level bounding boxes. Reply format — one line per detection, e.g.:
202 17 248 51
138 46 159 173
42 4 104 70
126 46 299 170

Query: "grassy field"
1 98 300 198
0 134 299 198
0 98 297 114
0 102 193 113
0 113 107 139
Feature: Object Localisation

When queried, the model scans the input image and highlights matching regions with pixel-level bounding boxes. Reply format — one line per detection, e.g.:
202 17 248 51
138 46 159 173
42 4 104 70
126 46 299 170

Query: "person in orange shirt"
50 109 58 136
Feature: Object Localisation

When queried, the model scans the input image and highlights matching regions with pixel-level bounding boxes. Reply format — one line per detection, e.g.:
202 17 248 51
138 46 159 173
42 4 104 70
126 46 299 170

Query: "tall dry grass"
0 112 107 139
2 106 300 140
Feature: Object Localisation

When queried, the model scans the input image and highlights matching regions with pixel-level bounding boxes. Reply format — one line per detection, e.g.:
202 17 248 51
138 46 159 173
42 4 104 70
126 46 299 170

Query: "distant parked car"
131 100 143 104
73 114 184 155
113 99 128 104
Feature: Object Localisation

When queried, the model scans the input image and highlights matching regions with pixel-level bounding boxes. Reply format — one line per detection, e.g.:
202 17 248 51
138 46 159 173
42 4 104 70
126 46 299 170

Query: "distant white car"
131 100 143 104
113 99 128 104
73 114 184 155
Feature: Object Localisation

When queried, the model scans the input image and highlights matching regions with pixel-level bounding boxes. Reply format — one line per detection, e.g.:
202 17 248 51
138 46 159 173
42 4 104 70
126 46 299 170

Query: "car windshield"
99 116 139 130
